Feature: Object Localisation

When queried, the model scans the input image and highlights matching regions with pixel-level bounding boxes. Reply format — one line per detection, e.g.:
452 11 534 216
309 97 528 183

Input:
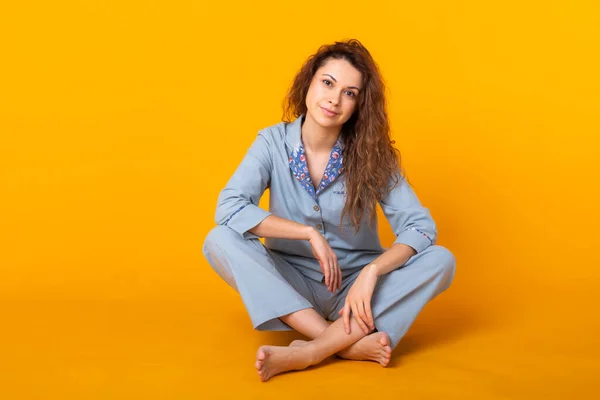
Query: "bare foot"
254 345 314 382
291 332 392 365
337 331 392 366
290 332 392 366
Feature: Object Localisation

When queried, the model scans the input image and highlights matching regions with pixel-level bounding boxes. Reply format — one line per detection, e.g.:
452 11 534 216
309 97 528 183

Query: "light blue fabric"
213 114 438 282
203 225 455 349
204 114 455 349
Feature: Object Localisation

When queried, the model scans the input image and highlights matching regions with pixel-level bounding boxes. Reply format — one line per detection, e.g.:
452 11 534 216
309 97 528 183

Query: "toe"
256 347 267 361
260 371 270 382
378 332 391 347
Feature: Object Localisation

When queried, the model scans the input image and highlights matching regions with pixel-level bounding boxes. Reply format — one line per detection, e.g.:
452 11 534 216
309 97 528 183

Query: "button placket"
312 204 324 232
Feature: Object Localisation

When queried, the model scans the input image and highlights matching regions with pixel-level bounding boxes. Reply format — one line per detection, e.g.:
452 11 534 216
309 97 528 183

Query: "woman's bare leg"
279 308 329 339
256 315 386 381
279 308 392 365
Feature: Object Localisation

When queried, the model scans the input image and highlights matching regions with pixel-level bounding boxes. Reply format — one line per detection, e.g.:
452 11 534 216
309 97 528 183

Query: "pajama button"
313 205 320 211
316 224 323 230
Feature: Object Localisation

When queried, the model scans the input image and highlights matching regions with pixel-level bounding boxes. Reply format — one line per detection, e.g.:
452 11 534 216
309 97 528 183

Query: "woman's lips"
320 106 338 117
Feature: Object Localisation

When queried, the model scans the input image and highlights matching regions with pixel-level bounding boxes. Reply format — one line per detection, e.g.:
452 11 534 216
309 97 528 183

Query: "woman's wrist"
304 226 318 241
365 263 381 277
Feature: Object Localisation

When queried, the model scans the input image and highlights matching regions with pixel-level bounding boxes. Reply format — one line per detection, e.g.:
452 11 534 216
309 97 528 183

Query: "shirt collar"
285 113 346 153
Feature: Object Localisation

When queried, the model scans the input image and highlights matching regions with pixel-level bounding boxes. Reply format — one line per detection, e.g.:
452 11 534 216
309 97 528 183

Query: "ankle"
303 342 324 365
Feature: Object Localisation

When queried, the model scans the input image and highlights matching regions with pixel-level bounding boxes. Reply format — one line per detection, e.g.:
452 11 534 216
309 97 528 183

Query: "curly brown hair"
282 39 410 232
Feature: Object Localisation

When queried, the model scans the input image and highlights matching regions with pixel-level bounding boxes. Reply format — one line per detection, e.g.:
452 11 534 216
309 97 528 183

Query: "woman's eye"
322 80 356 97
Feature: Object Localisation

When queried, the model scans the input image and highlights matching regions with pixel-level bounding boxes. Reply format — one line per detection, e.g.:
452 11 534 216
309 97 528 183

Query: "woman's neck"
301 113 340 154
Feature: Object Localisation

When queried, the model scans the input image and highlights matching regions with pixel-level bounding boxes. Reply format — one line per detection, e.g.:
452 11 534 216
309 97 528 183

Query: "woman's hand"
307 228 341 293
339 264 379 334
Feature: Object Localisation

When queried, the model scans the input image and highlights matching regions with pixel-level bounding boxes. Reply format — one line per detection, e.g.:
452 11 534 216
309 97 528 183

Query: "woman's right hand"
307 228 341 293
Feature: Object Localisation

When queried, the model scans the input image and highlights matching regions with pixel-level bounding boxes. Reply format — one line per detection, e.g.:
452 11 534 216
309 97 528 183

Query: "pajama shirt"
202 114 455 349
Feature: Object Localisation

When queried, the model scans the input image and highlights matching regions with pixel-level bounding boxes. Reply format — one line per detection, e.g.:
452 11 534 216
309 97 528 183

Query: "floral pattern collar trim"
288 138 344 202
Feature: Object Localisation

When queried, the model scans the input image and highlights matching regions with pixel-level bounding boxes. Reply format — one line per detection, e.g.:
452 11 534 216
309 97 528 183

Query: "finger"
331 259 336 292
330 259 337 292
336 259 342 292
343 303 351 334
364 298 374 329
328 260 335 292
326 260 332 291
351 302 369 334
331 259 337 293
356 301 370 332
322 260 330 288
330 256 337 293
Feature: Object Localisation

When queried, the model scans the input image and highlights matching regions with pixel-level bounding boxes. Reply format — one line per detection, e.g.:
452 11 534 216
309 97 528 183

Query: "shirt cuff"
394 227 434 254
226 204 272 240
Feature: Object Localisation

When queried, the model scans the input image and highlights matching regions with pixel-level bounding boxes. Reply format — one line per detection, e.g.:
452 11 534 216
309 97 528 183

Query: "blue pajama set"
202 114 456 349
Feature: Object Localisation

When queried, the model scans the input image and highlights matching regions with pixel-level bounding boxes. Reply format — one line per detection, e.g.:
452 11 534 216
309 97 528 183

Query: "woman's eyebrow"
322 74 361 92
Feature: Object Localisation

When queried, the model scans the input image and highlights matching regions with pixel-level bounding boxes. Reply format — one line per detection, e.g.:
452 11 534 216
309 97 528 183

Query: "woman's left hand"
339 264 379 334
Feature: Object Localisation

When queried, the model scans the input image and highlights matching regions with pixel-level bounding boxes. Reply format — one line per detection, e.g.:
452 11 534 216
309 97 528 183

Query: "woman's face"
305 58 363 129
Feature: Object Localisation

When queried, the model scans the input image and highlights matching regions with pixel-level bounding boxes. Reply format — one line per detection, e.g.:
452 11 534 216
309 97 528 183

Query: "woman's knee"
203 225 244 257
432 245 455 268
204 225 239 247
202 225 240 290
429 245 456 289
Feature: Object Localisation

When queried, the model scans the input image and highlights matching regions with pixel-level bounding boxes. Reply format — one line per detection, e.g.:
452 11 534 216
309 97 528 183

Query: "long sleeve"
214 130 273 240
379 174 437 254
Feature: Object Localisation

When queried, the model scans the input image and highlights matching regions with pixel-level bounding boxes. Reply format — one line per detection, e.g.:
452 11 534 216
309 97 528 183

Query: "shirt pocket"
322 181 373 233
321 182 349 226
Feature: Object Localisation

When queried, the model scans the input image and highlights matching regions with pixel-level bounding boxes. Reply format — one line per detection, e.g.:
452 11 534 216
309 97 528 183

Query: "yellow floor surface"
1 277 598 399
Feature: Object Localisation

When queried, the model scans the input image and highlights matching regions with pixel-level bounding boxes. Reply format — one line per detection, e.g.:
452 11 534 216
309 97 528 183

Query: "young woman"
202 39 456 382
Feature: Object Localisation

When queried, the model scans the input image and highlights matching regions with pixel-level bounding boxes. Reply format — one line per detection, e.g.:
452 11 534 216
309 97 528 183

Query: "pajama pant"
202 225 456 350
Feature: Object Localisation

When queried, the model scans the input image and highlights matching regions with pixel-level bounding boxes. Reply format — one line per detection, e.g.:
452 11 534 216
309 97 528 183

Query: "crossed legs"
279 308 392 362
203 226 455 382
256 308 391 381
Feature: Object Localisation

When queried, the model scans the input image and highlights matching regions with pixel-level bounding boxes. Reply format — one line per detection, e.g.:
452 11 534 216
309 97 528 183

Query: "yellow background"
1 0 599 398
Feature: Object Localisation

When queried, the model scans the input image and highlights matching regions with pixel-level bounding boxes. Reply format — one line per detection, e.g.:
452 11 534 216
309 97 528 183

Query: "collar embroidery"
288 140 344 201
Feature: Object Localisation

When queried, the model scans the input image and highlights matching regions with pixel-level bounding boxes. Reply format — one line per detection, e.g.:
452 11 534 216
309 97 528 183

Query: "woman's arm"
249 210 342 292
249 208 341 286
339 242 417 334
340 174 435 333
215 129 320 242
215 131 274 240
364 243 417 277
248 214 316 241
376 173 437 272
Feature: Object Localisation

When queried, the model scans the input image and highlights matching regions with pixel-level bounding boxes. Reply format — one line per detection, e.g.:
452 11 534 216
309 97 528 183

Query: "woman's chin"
311 113 343 129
